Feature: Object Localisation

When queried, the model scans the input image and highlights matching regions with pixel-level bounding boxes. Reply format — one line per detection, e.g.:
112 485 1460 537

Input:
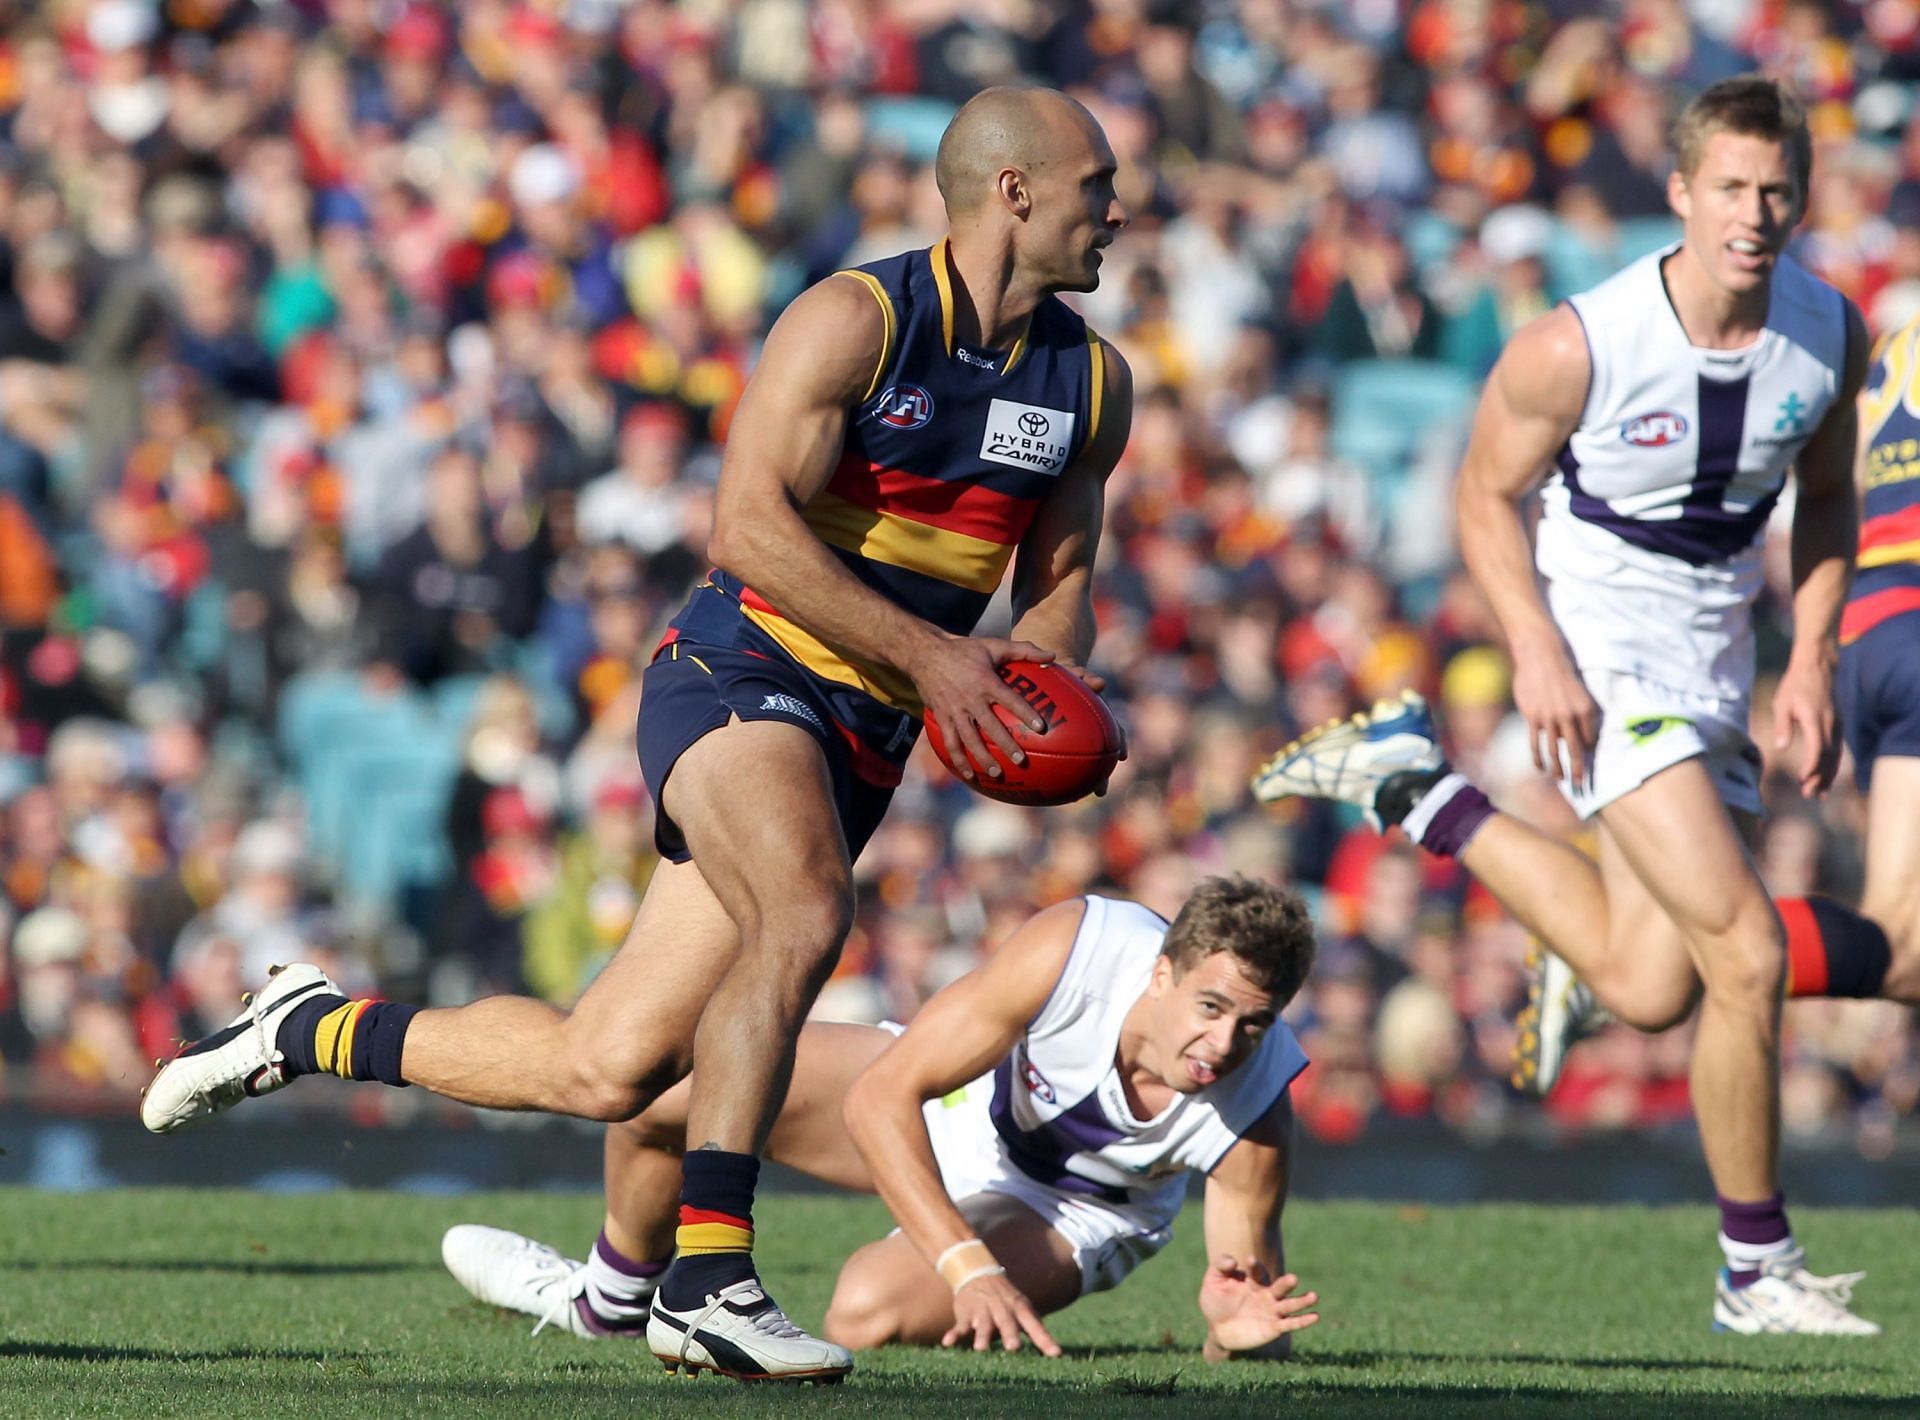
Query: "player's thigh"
1597 757 1779 970
562 857 740 1096
616 1021 891 1184
664 717 855 938
761 1023 896 1192
1592 826 1703 1028
827 1193 1083 1347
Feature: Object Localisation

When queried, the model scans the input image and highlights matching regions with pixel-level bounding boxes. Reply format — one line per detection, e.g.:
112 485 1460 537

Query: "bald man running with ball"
144 86 1134 1383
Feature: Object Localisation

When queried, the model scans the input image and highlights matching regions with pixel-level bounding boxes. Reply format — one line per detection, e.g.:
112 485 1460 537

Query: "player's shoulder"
759 269 896 404
1489 302 1592 415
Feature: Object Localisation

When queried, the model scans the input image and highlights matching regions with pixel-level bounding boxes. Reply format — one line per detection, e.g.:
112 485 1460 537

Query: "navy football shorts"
636 638 898 863
1838 611 1920 791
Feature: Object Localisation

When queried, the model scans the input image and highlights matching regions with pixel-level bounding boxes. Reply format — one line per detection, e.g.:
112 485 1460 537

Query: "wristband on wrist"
935 1238 1001 1291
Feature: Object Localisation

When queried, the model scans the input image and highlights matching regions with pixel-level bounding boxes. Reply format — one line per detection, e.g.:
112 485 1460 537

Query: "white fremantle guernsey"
1535 245 1849 699
969 895 1309 1233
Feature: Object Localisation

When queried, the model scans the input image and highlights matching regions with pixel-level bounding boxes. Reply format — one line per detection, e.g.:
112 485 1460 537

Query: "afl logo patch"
875 384 934 430
1022 1061 1057 1104
1621 410 1688 447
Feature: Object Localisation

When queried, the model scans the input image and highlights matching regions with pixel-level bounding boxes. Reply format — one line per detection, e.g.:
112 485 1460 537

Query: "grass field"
0 1190 1915 1418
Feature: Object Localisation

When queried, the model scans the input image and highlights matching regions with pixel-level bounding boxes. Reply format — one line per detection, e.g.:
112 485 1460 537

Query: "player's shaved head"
935 86 1101 218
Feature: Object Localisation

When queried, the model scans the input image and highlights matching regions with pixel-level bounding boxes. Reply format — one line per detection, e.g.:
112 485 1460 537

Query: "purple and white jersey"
1536 246 1848 699
962 895 1308 1233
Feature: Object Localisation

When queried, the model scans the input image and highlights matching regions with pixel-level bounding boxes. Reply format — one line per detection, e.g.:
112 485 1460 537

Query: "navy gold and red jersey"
665 239 1107 731
1844 313 1920 644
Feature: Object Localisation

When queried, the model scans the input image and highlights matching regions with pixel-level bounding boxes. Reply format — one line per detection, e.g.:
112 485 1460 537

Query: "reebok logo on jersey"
759 693 825 731
980 399 1075 473
956 347 997 369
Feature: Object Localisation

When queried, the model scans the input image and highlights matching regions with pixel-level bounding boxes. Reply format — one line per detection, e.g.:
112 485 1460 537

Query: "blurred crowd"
1 0 1917 1161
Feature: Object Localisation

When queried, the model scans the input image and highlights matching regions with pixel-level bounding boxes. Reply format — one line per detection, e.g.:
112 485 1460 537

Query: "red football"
923 660 1125 806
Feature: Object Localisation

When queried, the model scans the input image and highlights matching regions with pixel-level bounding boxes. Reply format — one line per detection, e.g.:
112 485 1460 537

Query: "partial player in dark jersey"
144 86 1134 1383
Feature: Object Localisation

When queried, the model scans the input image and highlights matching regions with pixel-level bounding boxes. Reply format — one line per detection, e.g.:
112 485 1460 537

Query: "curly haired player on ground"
143 85 1133 1383
1255 77 1880 1335
441 879 1320 1369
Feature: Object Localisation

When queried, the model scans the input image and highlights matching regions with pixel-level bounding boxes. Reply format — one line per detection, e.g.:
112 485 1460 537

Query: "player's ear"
1149 953 1175 997
999 167 1032 218
1666 167 1691 223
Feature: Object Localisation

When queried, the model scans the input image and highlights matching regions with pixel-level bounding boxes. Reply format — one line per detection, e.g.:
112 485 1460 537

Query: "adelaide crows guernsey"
1536 246 1848 698
670 239 1106 725
968 895 1308 1231
1843 311 1920 644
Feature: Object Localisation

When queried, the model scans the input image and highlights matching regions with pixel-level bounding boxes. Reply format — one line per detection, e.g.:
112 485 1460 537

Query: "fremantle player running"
142 87 1134 1382
441 880 1320 1366
1514 311 1920 1089
1255 78 1879 1335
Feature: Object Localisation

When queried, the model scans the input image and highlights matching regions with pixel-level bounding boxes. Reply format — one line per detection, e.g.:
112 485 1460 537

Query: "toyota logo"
1018 411 1050 437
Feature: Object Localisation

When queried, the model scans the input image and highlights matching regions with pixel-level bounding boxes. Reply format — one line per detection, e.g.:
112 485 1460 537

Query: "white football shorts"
879 1024 1173 1297
1557 664 1762 819
920 1077 1173 1296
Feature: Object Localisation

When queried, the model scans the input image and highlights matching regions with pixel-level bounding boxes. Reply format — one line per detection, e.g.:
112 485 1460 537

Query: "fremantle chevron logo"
760 693 825 731
874 383 934 429
1621 410 1688 447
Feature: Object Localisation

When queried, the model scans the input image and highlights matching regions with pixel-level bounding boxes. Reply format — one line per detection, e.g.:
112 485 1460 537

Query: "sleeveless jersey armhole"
834 269 897 405
1085 333 1106 452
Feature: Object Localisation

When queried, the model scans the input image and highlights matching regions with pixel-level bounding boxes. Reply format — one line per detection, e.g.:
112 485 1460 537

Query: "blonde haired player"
1256 76 1878 1335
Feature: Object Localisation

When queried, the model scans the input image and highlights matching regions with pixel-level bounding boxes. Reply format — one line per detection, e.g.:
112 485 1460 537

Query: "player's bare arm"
1006 342 1134 684
1775 299 1870 798
707 273 1053 775
843 899 1088 1357
1455 304 1598 781
1197 1096 1319 1362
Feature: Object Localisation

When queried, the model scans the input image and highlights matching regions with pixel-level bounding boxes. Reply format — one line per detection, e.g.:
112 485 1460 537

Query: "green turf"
0 1190 1914 1418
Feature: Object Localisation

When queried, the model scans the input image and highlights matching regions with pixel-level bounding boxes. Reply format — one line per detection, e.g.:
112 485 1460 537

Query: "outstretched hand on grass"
943 1270 1063 1357
1198 1255 1319 1358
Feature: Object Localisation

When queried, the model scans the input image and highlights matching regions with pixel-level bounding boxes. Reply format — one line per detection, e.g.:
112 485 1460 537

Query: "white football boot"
1713 1251 1879 1336
1511 941 1612 1097
1252 690 1447 829
647 1278 853 1383
141 963 340 1134
442 1225 652 1339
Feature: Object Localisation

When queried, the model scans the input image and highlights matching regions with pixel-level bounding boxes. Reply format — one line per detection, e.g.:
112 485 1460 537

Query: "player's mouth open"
1727 239 1768 271
1186 1056 1220 1085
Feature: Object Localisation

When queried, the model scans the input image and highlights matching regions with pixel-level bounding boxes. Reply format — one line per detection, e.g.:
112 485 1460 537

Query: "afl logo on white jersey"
1022 1061 1057 1103
875 384 934 430
1620 410 1689 448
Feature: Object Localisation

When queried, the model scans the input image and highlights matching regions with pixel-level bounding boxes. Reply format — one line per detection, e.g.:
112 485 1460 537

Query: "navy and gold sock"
280 995 418 1085
1778 897 1893 999
660 1150 759 1308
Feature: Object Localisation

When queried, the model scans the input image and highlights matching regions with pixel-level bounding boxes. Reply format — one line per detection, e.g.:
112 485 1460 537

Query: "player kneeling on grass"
444 876 1321 1367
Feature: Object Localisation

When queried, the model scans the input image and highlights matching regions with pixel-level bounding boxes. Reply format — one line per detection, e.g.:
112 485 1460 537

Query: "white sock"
1399 770 1470 846
1719 1230 1797 1277
584 1236 663 1320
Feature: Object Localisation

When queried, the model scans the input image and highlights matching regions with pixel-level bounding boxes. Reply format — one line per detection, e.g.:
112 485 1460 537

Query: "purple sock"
594 1230 668 1279
581 1228 667 1331
1401 772 1495 859
1718 1192 1791 1288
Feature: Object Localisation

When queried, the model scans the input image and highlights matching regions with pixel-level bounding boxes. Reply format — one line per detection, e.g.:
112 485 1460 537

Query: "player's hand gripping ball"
924 661 1125 805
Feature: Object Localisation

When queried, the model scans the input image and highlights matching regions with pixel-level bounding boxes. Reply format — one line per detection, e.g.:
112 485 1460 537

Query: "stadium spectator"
0 0 1910 1173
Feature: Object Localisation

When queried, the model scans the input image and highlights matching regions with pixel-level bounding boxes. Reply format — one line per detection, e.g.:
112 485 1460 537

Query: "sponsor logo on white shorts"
980 399 1075 473
760 693 825 731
